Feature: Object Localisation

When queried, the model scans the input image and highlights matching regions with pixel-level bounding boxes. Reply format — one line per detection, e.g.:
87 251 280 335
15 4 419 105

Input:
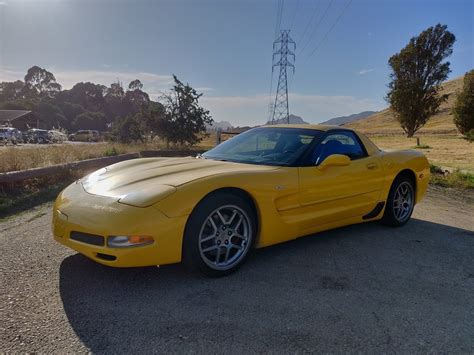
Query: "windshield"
203 127 323 166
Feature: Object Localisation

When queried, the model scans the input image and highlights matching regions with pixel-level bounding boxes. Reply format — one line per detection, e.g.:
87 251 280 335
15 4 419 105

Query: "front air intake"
70 231 105 246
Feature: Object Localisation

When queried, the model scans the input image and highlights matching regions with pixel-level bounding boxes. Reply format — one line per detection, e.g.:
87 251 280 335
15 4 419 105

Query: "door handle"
367 163 378 170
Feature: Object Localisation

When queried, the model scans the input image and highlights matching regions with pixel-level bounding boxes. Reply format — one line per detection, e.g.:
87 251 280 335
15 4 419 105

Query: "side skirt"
362 202 385 220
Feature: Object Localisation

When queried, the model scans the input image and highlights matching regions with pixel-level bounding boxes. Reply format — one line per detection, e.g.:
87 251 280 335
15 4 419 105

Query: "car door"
297 130 384 231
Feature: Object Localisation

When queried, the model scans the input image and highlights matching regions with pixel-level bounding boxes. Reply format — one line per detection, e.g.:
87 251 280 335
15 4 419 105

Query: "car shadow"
59 218 474 353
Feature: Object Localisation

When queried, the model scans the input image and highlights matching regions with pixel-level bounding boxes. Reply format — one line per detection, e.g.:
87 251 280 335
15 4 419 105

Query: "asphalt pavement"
1 186 473 353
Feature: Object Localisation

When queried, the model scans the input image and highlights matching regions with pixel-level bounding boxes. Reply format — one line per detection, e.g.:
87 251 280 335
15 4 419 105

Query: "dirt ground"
0 187 473 353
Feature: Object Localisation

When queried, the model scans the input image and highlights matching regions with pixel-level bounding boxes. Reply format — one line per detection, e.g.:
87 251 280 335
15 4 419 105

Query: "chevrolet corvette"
52 125 430 276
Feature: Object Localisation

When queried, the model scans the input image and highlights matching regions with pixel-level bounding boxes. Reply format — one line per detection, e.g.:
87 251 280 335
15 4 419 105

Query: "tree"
138 102 167 140
387 24 455 137
453 70 474 137
104 81 126 122
72 111 106 131
0 80 25 102
63 82 106 112
159 75 213 146
112 115 144 143
35 100 67 129
128 79 143 91
125 79 150 113
23 66 62 98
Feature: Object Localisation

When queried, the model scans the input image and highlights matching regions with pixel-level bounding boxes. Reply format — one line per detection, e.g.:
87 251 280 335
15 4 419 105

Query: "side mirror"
317 154 350 170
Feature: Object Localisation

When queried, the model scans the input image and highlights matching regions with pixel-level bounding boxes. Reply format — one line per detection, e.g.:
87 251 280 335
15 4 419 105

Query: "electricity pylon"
271 30 295 124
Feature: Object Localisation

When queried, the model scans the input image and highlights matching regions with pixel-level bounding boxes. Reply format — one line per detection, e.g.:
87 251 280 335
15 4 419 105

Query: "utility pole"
271 29 295 124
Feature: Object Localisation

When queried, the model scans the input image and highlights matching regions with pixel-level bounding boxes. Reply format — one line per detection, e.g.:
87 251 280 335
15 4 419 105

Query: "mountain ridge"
320 111 377 126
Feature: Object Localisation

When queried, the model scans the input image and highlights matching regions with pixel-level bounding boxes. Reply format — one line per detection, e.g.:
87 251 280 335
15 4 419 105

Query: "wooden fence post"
216 128 222 146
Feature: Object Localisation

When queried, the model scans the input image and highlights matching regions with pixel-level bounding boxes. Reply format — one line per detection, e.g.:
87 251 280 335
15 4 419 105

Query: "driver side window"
313 131 367 165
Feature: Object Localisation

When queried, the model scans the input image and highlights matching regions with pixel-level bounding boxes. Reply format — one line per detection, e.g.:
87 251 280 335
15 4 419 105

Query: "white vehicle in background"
48 130 68 143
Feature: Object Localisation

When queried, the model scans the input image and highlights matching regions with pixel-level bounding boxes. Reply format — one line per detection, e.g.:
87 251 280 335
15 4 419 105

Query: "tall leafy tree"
104 81 126 122
159 75 213 146
63 82 106 112
387 24 455 137
128 79 144 91
23 66 62 98
453 70 474 137
125 79 150 112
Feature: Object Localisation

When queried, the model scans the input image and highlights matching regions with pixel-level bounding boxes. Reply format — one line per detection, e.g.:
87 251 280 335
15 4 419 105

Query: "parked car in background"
48 130 68 143
24 129 51 144
68 130 100 142
0 126 23 145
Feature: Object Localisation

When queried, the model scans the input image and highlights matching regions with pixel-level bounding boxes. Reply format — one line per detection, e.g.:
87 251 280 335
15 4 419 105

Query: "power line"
299 0 335 55
295 1 320 49
274 0 284 39
288 0 300 31
304 0 353 63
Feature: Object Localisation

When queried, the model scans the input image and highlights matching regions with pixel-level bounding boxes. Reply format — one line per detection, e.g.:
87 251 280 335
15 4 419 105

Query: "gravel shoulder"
1 187 473 353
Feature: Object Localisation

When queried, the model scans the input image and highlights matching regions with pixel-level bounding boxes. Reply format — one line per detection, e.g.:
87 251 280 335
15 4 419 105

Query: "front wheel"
183 192 256 277
382 177 415 227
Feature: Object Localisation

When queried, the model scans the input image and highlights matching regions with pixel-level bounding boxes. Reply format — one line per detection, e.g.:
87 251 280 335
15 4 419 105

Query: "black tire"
382 176 415 227
183 192 256 277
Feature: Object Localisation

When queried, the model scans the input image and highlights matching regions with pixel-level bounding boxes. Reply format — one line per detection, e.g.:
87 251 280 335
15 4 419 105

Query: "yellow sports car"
52 125 430 276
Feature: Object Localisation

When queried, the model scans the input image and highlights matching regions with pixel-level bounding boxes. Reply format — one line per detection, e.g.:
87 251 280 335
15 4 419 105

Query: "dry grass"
371 135 474 171
0 140 214 173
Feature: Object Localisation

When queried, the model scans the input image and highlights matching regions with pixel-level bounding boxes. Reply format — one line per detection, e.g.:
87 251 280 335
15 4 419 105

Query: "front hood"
81 157 275 207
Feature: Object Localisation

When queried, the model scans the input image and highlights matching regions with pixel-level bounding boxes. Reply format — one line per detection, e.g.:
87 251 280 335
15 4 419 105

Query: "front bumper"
52 182 188 267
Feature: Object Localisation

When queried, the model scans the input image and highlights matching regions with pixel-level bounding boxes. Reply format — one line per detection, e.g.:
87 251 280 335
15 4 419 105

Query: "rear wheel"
183 192 256 277
382 177 415 227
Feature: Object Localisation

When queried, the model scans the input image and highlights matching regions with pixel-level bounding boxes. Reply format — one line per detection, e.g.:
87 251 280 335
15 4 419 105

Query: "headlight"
107 235 154 248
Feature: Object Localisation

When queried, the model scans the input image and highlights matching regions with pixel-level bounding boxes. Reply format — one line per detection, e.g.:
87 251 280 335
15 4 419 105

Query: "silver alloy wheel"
198 205 252 271
393 181 414 222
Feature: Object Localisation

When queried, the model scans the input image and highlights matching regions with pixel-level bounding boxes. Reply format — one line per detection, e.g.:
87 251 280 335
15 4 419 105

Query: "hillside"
346 75 466 135
321 111 377 126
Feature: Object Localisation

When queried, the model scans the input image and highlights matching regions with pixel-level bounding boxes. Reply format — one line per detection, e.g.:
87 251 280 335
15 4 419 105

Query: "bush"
112 115 144 144
429 164 474 189
104 146 119 156
463 129 474 143
453 70 474 136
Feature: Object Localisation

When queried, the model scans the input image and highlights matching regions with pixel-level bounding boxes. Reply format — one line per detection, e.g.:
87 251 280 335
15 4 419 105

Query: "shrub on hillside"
453 70 474 138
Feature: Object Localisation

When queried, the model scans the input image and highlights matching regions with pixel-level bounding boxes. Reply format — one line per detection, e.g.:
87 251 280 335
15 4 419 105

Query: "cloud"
358 68 375 75
195 87 215 93
0 1 8 6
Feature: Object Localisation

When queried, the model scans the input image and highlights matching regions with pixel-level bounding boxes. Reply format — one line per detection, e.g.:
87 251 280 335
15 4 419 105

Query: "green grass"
104 146 121 156
463 129 474 143
429 164 474 189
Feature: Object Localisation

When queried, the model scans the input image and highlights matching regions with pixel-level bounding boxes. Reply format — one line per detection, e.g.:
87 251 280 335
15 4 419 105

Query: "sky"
0 0 472 126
